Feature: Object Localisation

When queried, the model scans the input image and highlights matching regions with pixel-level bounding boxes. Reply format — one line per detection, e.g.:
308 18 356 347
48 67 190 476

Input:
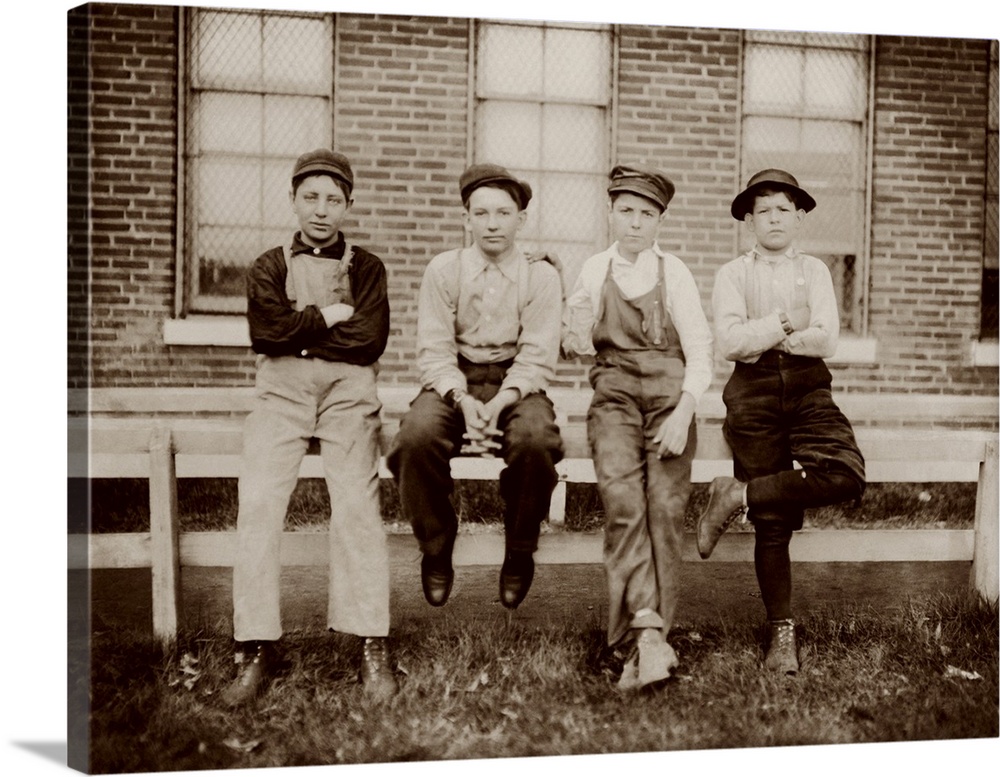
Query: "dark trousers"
722 352 866 620
386 372 564 558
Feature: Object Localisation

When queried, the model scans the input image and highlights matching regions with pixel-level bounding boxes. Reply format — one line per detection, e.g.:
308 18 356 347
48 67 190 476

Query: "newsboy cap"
607 164 675 211
292 149 354 194
459 163 532 209
730 168 816 220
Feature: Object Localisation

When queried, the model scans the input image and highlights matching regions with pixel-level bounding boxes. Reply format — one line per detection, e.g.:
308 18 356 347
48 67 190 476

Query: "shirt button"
313 247 320 255
301 349 308 357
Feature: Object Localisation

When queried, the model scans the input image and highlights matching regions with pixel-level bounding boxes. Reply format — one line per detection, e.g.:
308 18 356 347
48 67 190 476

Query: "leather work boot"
421 548 454 607
696 476 746 559
360 637 398 702
763 619 799 675
219 640 276 707
499 549 535 610
617 628 679 691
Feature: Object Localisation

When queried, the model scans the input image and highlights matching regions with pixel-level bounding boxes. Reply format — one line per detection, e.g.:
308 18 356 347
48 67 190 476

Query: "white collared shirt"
562 241 714 404
711 246 840 363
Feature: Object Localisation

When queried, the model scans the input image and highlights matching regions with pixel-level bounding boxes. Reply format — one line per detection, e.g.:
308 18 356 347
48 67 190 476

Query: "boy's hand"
527 251 563 275
458 395 501 456
652 393 695 459
320 303 354 327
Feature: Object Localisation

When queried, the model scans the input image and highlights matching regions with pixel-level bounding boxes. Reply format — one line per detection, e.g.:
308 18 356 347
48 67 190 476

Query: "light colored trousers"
233 355 390 642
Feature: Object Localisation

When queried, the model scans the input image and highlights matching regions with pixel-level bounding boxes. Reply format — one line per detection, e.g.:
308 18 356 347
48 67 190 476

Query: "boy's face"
609 192 665 260
463 186 526 260
744 190 803 254
290 174 353 247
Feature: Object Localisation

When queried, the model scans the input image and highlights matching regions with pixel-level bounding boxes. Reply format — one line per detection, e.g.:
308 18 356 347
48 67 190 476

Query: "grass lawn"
81 594 997 773
78 479 993 772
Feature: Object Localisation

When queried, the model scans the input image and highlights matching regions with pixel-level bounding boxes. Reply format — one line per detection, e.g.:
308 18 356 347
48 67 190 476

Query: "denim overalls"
587 257 697 647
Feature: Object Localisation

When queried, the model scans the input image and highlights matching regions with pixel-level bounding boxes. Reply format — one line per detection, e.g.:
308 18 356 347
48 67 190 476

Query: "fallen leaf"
465 670 489 693
944 665 983 681
222 737 261 753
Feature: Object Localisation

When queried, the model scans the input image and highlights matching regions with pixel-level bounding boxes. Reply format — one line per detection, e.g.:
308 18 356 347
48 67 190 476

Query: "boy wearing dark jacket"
221 149 396 705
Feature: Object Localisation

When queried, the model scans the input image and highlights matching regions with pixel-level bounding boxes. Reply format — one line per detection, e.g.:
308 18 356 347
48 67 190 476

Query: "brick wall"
333 14 472 385
860 35 996 395
71 6 998 399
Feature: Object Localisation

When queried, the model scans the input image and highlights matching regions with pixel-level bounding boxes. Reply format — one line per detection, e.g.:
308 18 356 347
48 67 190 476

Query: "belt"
743 350 824 369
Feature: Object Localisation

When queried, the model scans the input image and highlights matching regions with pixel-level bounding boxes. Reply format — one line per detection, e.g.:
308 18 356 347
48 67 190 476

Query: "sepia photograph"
50 0 1000 773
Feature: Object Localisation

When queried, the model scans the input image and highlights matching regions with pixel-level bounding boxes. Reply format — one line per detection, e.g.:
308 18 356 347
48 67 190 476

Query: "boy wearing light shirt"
563 164 713 691
699 169 866 675
387 163 564 612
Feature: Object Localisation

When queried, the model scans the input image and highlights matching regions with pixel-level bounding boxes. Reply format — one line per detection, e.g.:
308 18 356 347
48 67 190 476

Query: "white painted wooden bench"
67 387 999 642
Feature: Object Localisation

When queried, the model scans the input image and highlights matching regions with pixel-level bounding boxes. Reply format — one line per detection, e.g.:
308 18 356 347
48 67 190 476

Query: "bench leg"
971 440 999 605
149 426 181 644
548 480 567 526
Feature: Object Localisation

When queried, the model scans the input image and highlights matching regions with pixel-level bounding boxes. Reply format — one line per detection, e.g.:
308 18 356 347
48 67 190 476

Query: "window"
183 9 334 313
740 31 871 335
981 39 998 341
474 20 613 278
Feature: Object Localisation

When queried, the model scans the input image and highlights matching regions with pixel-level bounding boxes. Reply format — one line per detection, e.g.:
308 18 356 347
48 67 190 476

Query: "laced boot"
696 477 746 559
360 637 398 702
219 640 275 706
763 619 799 675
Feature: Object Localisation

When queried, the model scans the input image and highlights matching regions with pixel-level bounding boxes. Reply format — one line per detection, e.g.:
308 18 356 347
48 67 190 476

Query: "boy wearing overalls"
387 163 564 612
700 169 866 674
563 165 714 690
221 149 396 705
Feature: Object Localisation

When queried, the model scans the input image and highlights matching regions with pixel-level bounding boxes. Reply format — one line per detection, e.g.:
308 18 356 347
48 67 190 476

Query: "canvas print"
67 1 998 774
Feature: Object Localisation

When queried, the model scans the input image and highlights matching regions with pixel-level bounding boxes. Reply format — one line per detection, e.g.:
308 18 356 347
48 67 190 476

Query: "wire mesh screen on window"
185 9 334 313
740 30 870 334
475 20 613 290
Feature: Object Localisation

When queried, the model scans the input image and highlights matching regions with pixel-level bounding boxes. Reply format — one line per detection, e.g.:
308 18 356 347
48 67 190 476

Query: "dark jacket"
246 234 390 366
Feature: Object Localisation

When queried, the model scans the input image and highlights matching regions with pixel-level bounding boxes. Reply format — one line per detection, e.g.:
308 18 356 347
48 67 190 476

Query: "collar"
743 245 799 265
290 231 345 259
469 243 522 282
609 240 665 266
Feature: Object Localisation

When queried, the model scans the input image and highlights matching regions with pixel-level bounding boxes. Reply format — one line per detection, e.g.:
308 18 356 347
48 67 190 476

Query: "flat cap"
731 168 816 220
607 164 675 211
292 149 354 194
459 163 532 209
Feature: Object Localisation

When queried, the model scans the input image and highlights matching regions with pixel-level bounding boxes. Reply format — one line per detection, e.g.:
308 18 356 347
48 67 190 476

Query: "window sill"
971 339 999 367
163 316 250 347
